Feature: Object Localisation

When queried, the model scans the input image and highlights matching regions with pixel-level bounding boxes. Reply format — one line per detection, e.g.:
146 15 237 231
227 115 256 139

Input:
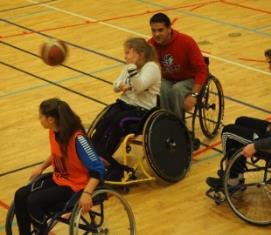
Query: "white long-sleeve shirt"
113 61 161 110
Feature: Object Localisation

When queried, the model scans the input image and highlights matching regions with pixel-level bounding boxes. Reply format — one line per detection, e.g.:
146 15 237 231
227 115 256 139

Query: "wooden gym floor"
0 0 271 234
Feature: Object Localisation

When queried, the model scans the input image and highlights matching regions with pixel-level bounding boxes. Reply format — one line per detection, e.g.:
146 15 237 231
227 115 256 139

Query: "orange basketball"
40 40 68 66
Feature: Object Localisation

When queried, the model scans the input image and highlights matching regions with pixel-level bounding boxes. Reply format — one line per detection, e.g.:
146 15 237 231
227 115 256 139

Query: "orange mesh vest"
49 130 89 192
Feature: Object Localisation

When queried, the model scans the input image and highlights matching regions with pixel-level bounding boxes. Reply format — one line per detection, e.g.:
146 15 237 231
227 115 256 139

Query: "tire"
69 188 136 235
199 75 224 138
224 150 271 225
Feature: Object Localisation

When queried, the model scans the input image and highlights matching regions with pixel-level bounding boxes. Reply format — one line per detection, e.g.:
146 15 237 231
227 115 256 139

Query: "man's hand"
184 95 197 111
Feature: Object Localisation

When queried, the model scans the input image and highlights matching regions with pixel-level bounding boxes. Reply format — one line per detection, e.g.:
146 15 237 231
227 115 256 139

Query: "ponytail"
40 98 84 156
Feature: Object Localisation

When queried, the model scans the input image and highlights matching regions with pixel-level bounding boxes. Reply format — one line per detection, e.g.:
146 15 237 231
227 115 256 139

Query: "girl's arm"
29 155 52 180
129 62 161 93
75 135 105 213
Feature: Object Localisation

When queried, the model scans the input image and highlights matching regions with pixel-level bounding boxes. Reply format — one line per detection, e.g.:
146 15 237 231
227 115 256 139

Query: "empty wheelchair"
88 108 192 186
5 173 136 234
206 149 271 226
188 57 224 143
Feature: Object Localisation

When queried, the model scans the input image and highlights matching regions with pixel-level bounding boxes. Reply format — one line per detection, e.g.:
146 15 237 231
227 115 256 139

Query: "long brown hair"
39 98 84 156
124 37 159 65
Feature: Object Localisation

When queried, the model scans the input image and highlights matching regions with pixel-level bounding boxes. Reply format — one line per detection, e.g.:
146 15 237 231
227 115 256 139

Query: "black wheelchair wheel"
86 105 111 139
143 109 192 183
199 75 224 138
70 188 136 235
224 150 271 225
5 202 18 235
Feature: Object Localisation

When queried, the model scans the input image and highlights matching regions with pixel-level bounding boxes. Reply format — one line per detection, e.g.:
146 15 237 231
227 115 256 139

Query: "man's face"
150 22 171 45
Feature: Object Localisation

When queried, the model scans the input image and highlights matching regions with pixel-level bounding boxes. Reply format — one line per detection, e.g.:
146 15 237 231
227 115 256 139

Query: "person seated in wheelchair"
14 98 105 235
91 37 161 181
148 12 208 121
206 116 271 189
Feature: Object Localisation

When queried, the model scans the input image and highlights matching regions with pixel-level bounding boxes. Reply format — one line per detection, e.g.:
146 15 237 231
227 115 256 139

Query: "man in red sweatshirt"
149 12 208 121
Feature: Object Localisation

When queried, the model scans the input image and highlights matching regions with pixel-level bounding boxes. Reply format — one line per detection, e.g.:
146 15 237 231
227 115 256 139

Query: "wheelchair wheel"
70 188 136 235
5 173 55 235
5 202 23 235
199 75 224 138
224 150 271 225
87 105 111 139
143 109 192 182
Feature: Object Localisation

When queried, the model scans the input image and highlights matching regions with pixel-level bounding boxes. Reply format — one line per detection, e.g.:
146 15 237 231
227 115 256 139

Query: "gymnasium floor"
1 0 271 234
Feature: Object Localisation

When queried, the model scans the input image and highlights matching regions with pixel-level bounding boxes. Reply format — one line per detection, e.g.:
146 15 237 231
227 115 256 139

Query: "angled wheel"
224 150 271 225
70 188 136 235
5 202 25 235
87 105 111 139
143 109 192 182
199 75 224 138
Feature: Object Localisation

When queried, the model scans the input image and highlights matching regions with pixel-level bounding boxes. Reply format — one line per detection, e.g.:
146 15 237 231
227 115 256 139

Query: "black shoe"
105 164 136 182
105 164 124 181
206 177 223 189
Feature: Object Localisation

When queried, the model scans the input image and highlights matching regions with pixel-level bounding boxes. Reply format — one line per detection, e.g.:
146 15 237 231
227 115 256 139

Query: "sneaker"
105 165 124 181
105 164 136 182
206 177 223 189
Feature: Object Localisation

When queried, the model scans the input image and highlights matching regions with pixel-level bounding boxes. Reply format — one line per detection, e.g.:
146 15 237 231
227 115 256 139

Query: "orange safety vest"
49 129 89 192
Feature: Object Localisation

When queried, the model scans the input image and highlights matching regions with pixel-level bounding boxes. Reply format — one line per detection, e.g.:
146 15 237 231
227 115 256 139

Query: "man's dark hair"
150 13 171 27
265 49 271 58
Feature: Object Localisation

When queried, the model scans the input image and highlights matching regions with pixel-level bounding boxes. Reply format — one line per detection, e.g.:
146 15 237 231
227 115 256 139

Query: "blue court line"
136 0 271 38
0 63 121 99
194 152 222 164
224 94 271 114
253 24 271 31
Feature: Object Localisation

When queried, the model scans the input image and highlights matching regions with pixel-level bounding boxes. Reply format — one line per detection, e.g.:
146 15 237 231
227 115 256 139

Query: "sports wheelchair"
88 57 224 186
206 149 271 226
188 56 224 144
5 173 136 235
88 108 192 186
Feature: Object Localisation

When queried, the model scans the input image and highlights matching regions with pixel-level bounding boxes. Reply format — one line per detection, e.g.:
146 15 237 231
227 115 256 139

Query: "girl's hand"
29 167 43 181
125 48 139 64
119 82 131 93
79 192 93 214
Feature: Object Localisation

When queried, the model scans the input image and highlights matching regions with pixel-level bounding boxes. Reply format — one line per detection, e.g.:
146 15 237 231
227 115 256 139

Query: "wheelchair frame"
189 73 224 142
88 109 192 186
5 176 136 234
206 149 271 226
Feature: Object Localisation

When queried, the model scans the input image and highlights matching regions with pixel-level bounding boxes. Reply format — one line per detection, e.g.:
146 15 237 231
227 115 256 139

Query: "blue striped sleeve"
76 135 105 180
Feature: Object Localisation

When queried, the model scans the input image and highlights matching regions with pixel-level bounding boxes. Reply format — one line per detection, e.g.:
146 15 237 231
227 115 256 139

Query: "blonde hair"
124 37 158 64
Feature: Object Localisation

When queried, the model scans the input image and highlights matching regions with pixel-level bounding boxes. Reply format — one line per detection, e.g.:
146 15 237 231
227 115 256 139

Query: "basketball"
40 40 68 66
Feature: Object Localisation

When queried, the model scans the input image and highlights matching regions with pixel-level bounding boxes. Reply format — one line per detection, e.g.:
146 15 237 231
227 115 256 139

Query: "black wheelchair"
88 108 192 186
206 149 271 226
5 173 136 234
188 56 224 147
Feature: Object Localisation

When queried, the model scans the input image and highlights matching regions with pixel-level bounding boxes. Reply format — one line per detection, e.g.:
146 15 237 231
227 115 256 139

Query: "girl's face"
124 47 144 67
39 111 55 130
